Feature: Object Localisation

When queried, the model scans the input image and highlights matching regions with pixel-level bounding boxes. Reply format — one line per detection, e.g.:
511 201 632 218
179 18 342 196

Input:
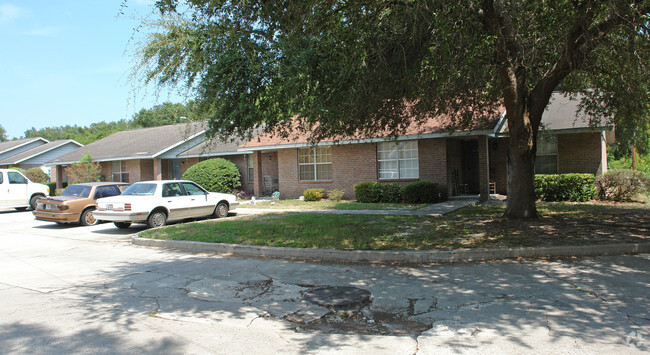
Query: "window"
162 183 183 197
7 171 27 184
535 135 558 174
182 182 206 196
377 141 419 179
112 161 129 182
0 172 3 184
94 185 122 199
298 146 332 181
247 154 254 182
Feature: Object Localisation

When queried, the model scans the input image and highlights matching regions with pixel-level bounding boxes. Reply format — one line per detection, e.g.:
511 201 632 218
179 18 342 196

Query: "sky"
0 0 183 139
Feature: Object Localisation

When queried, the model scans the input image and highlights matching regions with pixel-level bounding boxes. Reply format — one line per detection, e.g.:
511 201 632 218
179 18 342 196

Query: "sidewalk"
236 196 479 217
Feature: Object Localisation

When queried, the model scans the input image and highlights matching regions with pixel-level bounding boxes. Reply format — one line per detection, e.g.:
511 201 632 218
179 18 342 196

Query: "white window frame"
112 160 129 182
535 135 558 174
298 146 332 181
377 140 419 179
247 154 254 182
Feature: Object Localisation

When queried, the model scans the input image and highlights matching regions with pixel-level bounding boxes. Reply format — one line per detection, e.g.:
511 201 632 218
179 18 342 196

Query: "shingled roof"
0 140 82 165
49 122 207 164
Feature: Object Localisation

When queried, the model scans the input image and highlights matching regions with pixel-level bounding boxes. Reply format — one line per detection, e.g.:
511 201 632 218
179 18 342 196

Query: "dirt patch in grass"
453 201 650 247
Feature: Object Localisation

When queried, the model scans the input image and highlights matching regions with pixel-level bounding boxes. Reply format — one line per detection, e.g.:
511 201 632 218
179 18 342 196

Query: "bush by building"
303 188 324 201
400 181 442 203
182 158 241 193
595 169 650 201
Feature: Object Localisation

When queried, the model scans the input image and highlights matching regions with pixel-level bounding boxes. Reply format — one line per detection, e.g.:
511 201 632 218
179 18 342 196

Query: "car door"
181 182 214 217
6 171 29 206
161 182 191 220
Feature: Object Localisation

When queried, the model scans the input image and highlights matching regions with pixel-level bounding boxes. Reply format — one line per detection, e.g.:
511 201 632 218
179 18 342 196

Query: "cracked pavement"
0 210 648 354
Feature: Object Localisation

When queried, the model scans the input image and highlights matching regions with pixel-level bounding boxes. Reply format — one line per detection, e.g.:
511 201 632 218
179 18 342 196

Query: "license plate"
45 204 53 211
106 204 113 211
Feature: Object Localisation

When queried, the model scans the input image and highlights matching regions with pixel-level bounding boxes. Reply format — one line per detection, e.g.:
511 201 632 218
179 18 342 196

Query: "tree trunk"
504 105 539 219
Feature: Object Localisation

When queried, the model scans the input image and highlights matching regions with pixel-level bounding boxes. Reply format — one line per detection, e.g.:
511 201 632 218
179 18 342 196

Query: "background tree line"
0 101 196 145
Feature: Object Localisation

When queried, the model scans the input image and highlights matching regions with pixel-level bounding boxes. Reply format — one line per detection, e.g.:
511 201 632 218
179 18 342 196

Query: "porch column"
153 158 163 180
478 136 490 202
252 151 263 197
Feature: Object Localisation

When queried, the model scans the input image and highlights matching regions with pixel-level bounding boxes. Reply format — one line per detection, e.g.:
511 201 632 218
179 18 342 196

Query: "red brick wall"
419 138 448 197
278 143 377 199
558 132 604 175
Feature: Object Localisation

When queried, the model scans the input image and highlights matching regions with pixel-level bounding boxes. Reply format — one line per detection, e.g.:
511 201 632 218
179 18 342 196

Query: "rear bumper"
33 211 80 223
93 211 148 223
230 201 239 210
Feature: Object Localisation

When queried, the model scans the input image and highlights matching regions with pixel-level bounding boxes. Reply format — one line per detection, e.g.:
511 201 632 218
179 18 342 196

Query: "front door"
462 140 480 194
170 159 182 180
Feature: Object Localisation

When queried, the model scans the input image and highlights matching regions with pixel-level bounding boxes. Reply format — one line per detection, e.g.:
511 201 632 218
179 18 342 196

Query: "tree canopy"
0 125 7 142
24 102 196 144
136 0 650 218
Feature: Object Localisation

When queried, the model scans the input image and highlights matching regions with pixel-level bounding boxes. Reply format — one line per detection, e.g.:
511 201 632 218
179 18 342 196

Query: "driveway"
0 209 648 354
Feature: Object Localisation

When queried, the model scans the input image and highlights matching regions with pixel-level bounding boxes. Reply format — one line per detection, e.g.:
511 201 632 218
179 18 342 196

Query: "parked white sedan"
94 180 238 229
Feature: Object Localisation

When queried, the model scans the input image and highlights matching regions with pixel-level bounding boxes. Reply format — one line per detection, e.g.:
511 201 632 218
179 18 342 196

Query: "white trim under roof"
151 128 208 158
180 150 254 159
238 129 496 152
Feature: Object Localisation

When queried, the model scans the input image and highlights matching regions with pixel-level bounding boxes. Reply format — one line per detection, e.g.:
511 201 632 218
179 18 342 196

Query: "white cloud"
0 4 28 23
22 25 62 37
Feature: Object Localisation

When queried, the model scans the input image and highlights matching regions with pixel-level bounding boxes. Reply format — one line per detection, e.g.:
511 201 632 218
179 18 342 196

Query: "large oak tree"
135 0 650 218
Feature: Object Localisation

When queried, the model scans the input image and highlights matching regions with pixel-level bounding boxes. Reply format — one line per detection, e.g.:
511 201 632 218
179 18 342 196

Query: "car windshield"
122 183 157 196
61 185 92 198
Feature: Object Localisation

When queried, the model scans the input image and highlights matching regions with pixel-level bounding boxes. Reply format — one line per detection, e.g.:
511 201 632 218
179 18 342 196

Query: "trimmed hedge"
303 188 324 201
25 167 50 184
182 158 241 193
354 182 401 203
534 174 596 202
400 181 442 203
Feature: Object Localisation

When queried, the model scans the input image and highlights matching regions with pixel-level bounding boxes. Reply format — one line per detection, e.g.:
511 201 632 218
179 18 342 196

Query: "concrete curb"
131 236 650 264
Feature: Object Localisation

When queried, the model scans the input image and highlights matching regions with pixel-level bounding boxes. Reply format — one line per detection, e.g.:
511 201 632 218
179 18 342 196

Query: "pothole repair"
296 286 433 336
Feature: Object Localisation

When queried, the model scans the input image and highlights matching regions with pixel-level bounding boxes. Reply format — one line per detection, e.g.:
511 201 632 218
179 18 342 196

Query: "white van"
0 169 50 211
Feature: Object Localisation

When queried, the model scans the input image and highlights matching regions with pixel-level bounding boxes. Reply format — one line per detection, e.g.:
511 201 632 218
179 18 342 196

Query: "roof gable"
0 140 83 165
50 122 207 164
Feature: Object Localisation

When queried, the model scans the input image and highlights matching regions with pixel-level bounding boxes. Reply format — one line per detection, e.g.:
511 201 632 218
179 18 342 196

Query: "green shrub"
327 189 345 202
25 167 50 183
595 169 650 201
182 158 241 193
303 188 324 201
354 182 402 203
400 181 442 203
65 152 102 183
534 174 597 202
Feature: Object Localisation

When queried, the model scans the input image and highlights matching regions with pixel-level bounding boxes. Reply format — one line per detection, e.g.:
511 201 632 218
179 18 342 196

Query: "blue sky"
0 0 183 139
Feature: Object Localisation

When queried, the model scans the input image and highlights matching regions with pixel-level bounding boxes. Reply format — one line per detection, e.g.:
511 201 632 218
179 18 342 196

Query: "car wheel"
114 222 132 229
14 207 28 212
79 208 99 226
30 195 43 210
213 202 229 218
147 211 167 229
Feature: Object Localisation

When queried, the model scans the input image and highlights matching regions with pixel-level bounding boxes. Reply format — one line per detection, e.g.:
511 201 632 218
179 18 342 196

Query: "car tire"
14 207 28 212
30 195 43 210
213 202 229 218
79 208 99 226
114 222 132 229
147 210 167 229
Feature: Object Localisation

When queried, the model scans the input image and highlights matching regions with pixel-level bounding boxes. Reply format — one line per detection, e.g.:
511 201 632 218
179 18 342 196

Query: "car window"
122 183 157 196
162 183 183 197
7 171 27 184
62 185 92 198
94 185 122 199
181 182 206 196
0 172 3 184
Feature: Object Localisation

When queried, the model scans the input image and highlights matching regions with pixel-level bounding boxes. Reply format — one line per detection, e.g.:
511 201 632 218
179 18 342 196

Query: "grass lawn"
238 199 426 210
140 200 650 250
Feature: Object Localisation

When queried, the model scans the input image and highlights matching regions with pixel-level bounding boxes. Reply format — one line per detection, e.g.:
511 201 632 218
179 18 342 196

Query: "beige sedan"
33 182 128 226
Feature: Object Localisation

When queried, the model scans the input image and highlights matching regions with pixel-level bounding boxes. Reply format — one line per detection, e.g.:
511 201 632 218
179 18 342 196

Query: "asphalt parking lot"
0 208 648 354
